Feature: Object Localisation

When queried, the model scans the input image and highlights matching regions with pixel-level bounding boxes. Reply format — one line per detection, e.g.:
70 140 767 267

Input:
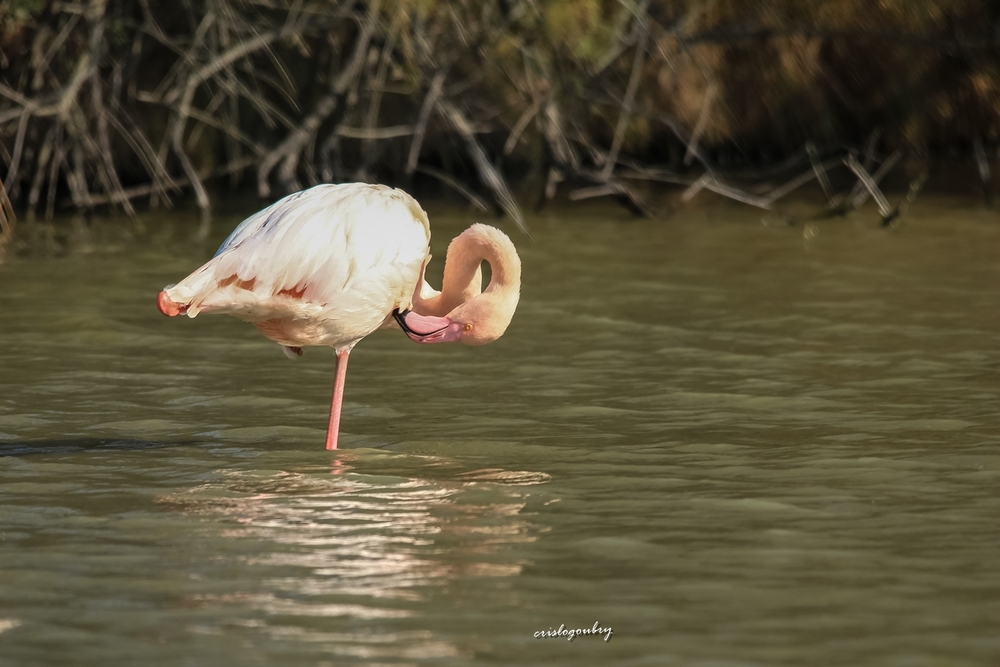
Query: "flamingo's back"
163 183 431 349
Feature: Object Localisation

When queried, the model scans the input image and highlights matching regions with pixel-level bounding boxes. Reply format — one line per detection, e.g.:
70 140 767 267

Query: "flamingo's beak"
393 309 464 344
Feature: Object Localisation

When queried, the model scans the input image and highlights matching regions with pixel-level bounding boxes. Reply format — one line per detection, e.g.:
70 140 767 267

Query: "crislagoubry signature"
534 621 613 642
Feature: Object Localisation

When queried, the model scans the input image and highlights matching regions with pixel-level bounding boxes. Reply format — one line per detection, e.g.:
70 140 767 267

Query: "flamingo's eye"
464 323 473 332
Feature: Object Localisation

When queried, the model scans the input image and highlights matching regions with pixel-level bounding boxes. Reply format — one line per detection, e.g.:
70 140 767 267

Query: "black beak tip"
392 308 413 335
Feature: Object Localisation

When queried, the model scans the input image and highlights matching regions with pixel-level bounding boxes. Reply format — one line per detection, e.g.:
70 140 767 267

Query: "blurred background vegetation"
0 0 997 235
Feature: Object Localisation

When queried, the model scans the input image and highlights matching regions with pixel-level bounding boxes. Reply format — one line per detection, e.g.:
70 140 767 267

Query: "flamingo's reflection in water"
161 458 549 659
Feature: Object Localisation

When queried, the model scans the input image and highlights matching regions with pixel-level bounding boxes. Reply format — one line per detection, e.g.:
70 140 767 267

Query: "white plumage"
163 183 430 350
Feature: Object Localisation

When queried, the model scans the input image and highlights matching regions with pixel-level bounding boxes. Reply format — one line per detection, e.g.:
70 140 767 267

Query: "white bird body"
162 183 430 351
158 182 521 450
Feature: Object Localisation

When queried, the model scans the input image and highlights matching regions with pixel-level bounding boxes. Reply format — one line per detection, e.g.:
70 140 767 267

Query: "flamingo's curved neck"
415 225 518 317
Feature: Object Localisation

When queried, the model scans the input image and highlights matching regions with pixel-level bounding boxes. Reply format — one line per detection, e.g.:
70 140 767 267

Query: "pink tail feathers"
157 290 188 317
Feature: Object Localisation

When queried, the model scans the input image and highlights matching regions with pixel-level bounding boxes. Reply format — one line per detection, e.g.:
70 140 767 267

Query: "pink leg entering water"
325 349 351 450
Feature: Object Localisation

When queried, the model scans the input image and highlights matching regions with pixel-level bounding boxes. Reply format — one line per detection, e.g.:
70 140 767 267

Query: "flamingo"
157 183 521 450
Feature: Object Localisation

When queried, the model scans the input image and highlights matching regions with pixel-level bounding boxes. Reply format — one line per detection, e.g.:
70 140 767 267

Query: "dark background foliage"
0 0 997 227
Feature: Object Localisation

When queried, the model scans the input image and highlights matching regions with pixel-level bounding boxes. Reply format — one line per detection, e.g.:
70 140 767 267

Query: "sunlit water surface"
0 198 998 666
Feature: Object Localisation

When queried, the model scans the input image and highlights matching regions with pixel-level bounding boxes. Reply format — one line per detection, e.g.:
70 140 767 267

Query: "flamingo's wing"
164 184 431 342
212 189 314 258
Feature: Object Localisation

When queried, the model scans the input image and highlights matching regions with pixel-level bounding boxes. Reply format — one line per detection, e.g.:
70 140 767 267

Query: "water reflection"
160 454 547 658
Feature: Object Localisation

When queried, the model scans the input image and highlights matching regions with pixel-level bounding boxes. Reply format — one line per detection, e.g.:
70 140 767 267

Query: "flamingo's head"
394 223 521 346
393 289 518 346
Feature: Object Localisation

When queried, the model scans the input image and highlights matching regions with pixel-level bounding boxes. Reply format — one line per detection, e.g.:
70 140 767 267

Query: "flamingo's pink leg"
325 349 351 450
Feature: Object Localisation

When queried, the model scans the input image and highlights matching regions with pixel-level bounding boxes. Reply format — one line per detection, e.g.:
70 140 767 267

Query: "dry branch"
0 180 15 261
503 95 542 156
438 99 524 231
601 12 647 180
406 68 447 175
806 142 833 201
416 166 490 213
973 138 992 204
850 149 902 209
845 153 892 218
764 156 845 204
887 170 929 225
569 181 649 216
684 83 716 168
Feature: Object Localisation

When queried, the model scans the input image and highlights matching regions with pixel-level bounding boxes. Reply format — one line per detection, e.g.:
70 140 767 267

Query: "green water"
0 198 998 666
